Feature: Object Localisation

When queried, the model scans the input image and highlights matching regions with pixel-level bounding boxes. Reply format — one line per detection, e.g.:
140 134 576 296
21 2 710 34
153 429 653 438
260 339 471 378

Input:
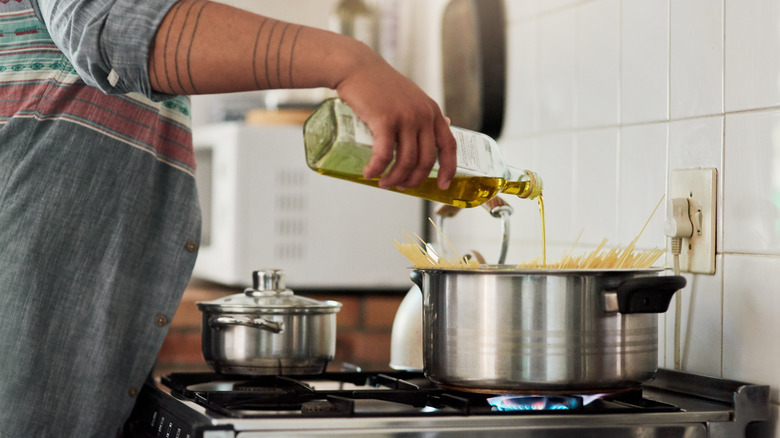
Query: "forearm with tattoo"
149 0 305 95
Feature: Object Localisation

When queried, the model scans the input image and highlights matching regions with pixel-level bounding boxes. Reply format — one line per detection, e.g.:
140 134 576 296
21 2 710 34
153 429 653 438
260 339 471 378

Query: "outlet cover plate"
670 168 717 274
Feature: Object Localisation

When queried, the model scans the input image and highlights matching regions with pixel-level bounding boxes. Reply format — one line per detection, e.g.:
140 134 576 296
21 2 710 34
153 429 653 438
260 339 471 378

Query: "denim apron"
0 1 199 436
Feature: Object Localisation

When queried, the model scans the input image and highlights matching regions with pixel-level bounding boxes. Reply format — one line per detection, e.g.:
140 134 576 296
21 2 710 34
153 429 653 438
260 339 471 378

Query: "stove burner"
124 369 771 438
487 395 583 411
161 371 685 418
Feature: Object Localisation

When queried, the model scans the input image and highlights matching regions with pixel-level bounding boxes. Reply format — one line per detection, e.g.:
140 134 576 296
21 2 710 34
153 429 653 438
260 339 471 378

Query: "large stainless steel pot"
412 267 685 394
197 269 341 375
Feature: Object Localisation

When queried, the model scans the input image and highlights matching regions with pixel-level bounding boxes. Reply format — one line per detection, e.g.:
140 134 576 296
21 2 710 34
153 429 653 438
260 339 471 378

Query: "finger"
399 125 437 189
434 117 457 190
362 125 395 181
379 126 418 189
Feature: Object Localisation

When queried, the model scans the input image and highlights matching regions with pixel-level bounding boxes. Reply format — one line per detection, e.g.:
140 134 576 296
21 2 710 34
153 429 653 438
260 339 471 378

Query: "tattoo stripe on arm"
276 23 291 89
287 25 302 88
183 0 209 94
159 1 184 93
152 1 305 94
151 0 207 94
263 20 280 89
253 20 302 89
252 19 269 90
149 26 163 91
172 0 198 94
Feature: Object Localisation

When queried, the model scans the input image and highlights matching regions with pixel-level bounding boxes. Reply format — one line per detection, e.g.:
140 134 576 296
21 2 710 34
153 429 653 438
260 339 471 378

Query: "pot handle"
607 275 686 314
435 196 513 264
410 270 422 289
208 315 284 333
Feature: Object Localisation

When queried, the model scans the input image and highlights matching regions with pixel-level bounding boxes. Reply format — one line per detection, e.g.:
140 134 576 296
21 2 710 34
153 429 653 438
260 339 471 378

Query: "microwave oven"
191 121 427 289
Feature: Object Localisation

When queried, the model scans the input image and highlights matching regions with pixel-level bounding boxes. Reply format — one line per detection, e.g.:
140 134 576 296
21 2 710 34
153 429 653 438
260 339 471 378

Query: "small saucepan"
197 269 341 375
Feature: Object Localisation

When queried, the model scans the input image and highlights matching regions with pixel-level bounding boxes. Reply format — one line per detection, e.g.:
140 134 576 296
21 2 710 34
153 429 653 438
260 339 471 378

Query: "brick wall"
154 280 406 376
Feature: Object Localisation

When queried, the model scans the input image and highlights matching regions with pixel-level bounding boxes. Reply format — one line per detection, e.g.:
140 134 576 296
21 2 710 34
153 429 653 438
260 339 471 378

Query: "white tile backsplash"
573 128 619 246
667 116 724 171
725 0 780 112
724 111 780 255
536 8 576 132
669 0 724 119
619 123 668 248
621 0 670 124
503 18 537 137
575 0 620 128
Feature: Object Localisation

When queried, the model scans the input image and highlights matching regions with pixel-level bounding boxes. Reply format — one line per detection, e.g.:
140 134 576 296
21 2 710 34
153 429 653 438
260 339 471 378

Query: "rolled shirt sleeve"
31 0 181 100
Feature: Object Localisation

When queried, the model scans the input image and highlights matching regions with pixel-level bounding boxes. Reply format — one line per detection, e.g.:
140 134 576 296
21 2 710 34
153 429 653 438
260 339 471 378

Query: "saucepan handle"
609 276 687 314
208 315 284 333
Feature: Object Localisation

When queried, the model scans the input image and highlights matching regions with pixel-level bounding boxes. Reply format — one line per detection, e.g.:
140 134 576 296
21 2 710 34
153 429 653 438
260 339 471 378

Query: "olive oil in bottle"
303 98 543 209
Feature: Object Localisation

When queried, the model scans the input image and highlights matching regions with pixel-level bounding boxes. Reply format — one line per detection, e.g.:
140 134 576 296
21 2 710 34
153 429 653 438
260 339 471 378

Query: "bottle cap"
519 170 543 199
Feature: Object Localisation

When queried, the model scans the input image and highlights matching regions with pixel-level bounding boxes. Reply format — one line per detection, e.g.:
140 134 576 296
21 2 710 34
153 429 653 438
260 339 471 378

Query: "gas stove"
124 368 769 438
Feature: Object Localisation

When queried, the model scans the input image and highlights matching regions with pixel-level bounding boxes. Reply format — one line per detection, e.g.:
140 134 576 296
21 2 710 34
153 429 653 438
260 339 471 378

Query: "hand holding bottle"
332 44 457 191
304 99 542 209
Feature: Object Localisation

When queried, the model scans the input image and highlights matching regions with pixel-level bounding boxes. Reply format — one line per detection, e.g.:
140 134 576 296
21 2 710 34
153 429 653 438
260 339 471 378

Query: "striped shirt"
1 4 194 173
0 1 201 436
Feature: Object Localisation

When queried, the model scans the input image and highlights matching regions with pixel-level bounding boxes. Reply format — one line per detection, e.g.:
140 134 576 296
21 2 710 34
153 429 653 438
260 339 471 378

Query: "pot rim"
197 299 342 314
412 265 668 275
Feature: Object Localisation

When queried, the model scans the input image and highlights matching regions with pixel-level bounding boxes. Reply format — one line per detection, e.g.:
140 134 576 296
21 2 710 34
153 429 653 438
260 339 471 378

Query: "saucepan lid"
196 269 342 314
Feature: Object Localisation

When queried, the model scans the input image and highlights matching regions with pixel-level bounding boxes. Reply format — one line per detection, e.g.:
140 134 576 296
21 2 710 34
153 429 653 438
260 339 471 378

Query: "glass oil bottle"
303 98 542 209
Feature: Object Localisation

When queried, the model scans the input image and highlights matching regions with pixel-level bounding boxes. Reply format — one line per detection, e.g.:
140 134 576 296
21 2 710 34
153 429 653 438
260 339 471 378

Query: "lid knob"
252 269 286 291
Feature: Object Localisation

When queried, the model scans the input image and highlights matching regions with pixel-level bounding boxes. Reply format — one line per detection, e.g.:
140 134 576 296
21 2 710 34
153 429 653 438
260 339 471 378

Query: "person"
0 0 457 436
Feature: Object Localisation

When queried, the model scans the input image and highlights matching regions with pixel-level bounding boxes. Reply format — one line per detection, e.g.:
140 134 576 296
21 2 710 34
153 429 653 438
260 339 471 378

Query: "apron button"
185 241 198 253
128 387 139 397
155 314 169 327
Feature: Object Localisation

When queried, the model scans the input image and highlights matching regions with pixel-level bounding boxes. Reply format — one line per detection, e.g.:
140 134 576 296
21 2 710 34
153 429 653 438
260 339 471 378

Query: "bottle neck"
504 166 543 199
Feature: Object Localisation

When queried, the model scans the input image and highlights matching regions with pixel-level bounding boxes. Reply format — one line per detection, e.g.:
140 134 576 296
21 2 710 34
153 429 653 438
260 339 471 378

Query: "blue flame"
487 395 583 411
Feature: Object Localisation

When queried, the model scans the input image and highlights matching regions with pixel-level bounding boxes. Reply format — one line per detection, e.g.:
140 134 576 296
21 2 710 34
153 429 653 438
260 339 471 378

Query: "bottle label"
451 128 494 172
334 103 374 146
353 117 375 145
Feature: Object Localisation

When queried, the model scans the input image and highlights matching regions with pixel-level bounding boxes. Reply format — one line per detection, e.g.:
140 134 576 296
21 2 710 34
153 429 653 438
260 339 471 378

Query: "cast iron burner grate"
161 371 680 419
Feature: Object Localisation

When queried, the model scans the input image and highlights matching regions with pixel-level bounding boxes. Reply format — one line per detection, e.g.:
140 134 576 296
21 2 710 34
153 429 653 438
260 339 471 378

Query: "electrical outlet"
669 168 717 274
